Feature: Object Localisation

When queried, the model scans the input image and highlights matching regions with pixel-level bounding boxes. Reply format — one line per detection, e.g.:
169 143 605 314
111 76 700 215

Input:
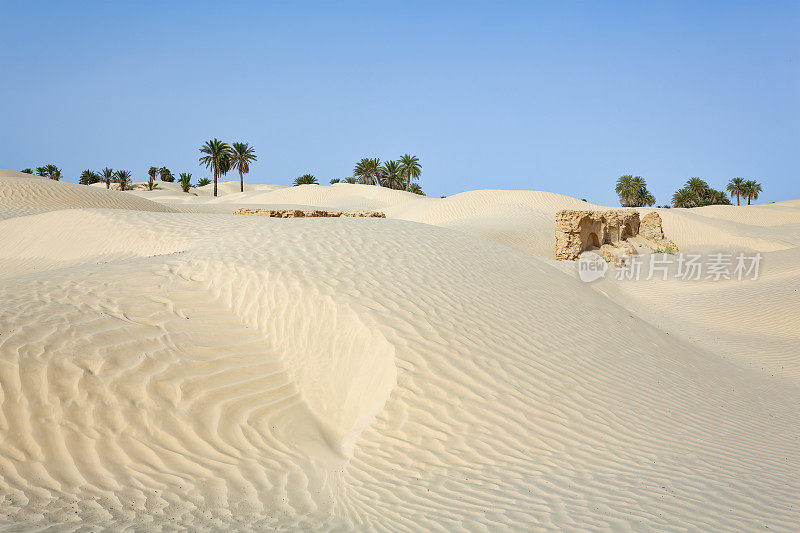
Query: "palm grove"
19 139 259 196
195 138 425 196
615 174 763 208
295 155 424 195
23 164 202 193
21 137 428 197
21 165 142 191
21 146 425 197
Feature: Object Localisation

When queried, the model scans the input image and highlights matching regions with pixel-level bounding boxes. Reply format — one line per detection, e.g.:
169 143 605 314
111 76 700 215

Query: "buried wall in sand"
555 210 677 262
234 208 385 218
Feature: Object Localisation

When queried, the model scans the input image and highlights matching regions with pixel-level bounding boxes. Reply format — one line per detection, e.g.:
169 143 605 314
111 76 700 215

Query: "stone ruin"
555 210 677 264
234 208 385 218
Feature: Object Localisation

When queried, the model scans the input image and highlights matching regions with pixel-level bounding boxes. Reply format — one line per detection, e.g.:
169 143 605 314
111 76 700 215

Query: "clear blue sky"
1 1 797 204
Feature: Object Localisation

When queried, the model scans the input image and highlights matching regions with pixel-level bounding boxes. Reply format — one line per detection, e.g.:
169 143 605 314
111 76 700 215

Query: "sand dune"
0 169 176 221
1 171 798 530
211 182 432 211
386 189 603 257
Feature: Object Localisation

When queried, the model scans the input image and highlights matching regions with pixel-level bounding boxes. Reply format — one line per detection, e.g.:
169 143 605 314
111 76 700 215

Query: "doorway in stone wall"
587 232 601 249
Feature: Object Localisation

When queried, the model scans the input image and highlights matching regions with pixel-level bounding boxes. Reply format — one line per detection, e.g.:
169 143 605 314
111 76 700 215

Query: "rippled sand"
2 169 798 531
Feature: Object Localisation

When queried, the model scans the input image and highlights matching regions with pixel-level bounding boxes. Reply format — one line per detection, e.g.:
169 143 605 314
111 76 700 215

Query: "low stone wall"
555 209 677 262
234 208 386 218
555 210 640 261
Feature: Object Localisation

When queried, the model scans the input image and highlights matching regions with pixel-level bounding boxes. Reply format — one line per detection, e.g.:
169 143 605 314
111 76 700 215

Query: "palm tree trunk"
736 194 740 206
240 169 244 193
214 167 218 197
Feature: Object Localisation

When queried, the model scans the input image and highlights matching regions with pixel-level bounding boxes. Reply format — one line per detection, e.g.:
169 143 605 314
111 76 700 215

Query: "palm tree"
706 189 731 205
726 177 746 206
409 183 425 195
330 178 341 184
625 176 657 207
115 170 132 191
353 159 368 184
354 158 383 185
381 160 404 189
294 174 319 186
630 176 647 204
144 173 158 190
79 169 101 185
159 167 174 182
101 167 114 189
743 180 762 205
640 191 656 207
672 187 697 208
343 177 357 184
148 166 158 183
671 178 735 207
45 164 61 180
35 166 48 176
685 178 709 200
198 139 232 197
398 154 421 191
179 172 193 193
230 142 257 193
20 168 32 174
218 153 232 185
615 175 637 206
197 178 212 187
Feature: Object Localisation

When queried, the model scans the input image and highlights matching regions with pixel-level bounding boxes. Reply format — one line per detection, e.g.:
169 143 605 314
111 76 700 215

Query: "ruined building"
555 210 677 263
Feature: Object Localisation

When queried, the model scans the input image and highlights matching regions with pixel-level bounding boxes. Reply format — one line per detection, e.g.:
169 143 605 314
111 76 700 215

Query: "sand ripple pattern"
0 171 176 221
0 196 798 530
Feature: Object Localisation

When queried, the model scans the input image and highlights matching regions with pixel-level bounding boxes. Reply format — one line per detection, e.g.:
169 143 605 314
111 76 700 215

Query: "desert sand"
1 168 798 531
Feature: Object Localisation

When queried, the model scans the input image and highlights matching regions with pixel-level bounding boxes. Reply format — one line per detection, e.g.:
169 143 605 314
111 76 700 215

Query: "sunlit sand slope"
215 182 431 211
585 204 800 381
0 197 798 530
0 169 176 220
387 189 600 257
589 246 800 381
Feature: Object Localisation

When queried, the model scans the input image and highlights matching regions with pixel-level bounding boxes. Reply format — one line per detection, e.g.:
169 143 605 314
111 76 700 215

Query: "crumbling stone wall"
234 208 385 218
555 210 640 260
555 209 677 261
